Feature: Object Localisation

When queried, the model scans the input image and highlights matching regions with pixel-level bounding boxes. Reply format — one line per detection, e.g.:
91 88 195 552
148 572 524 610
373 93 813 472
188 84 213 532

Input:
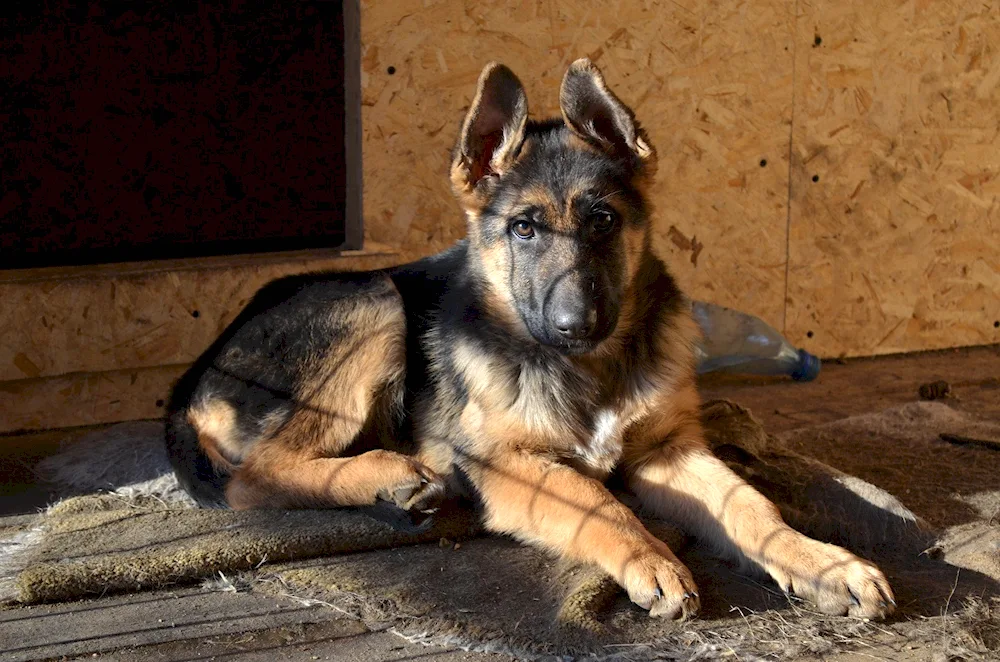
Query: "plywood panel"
360 0 795 329
0 365 187 433
786 0 1000 357
0 247 398 382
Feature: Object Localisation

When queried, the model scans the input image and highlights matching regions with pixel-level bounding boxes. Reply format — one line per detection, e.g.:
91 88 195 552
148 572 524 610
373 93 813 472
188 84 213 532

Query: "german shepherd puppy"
167 60 895 620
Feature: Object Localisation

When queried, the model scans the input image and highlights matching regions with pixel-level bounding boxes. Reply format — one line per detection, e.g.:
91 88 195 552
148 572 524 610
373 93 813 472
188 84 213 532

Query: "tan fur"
448 273 892 619
227 445 441 511
619 224 649 308
456 411 698 619
470 239 526 335
293 290 406 455
188 399 241 472
220 276 446 513
450 160 484 214
434 283 702 615
451 340 520 412
623 383 894 618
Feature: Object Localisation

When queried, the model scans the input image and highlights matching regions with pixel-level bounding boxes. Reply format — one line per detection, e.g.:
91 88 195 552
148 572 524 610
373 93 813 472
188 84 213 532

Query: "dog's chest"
519 359 649 472
574 408 625 475
508 357 653 476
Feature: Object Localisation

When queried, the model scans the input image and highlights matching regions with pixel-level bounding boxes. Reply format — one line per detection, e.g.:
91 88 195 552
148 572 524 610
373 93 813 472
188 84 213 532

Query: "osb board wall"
785 0 1000 357
0 248 398 383
3 0 796 381
0 249 400 432
2 0 797 433
2 365 187 432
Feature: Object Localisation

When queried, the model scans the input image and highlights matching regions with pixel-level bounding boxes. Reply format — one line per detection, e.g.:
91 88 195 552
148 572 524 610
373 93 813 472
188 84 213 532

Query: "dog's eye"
592 211 616 234
511 219 535 239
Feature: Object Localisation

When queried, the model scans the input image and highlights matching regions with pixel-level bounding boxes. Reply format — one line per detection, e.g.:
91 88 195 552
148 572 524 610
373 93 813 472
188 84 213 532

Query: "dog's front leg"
462 448 700 619
625 386 895 618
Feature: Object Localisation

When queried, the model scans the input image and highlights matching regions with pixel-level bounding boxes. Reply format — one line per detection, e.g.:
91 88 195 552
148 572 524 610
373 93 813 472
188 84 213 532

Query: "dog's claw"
624 551 700 620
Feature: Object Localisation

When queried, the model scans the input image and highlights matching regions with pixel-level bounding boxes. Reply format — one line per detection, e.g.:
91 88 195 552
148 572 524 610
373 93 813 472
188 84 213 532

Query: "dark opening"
1 0 363 270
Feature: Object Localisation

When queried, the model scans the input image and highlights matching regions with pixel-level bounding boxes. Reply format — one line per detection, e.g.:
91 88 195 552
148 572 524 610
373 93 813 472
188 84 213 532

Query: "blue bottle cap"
791 349 821 382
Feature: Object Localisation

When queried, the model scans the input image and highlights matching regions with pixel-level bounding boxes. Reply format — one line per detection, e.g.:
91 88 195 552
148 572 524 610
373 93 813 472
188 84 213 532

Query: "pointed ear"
560 59 654 165
451 63 528 204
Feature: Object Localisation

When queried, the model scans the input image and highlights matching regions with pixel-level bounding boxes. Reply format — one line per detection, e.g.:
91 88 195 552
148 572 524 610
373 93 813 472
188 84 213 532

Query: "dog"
166 59 895 620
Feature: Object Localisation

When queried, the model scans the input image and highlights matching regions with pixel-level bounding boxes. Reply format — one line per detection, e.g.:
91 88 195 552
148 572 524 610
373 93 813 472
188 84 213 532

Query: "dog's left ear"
560 59 654 166
451 62 529 209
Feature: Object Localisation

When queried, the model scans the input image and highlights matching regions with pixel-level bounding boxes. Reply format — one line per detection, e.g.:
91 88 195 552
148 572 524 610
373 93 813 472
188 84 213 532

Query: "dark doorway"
1 0 362 270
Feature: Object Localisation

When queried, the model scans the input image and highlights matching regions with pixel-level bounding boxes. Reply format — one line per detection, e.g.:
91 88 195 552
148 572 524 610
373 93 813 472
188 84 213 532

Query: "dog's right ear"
560 59 654 168
451 63 528 211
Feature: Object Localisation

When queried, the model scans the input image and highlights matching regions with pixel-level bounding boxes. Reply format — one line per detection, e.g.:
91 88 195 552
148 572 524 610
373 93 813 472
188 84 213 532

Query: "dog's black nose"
553 307 597 340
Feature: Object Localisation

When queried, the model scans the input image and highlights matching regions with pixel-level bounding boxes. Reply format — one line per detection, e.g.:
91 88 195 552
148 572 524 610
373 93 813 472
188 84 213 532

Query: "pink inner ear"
471 131 502 184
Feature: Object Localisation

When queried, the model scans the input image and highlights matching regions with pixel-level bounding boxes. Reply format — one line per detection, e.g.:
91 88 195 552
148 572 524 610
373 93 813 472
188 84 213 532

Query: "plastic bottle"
691 300 821 381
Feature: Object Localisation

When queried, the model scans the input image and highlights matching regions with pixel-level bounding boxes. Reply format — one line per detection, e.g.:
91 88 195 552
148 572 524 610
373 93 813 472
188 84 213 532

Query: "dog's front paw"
374 452 446 514
364 453 447 532
769 538 895 619
621 548 700 619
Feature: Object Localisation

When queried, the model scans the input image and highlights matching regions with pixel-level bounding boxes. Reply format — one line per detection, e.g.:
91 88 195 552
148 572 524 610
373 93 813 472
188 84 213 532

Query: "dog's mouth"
520 325 602 355
529 323 616 355
553 337 603 355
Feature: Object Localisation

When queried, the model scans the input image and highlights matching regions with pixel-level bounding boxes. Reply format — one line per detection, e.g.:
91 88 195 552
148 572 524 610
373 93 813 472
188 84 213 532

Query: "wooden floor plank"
0 588 342 662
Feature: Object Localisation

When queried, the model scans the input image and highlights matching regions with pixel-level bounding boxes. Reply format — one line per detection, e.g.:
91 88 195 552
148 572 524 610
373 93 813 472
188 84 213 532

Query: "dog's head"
452 60 656 355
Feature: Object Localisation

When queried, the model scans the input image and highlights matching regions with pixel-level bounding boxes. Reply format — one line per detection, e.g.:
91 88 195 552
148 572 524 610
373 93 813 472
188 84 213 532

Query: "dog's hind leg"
226 445 444 512
199 277 444 512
